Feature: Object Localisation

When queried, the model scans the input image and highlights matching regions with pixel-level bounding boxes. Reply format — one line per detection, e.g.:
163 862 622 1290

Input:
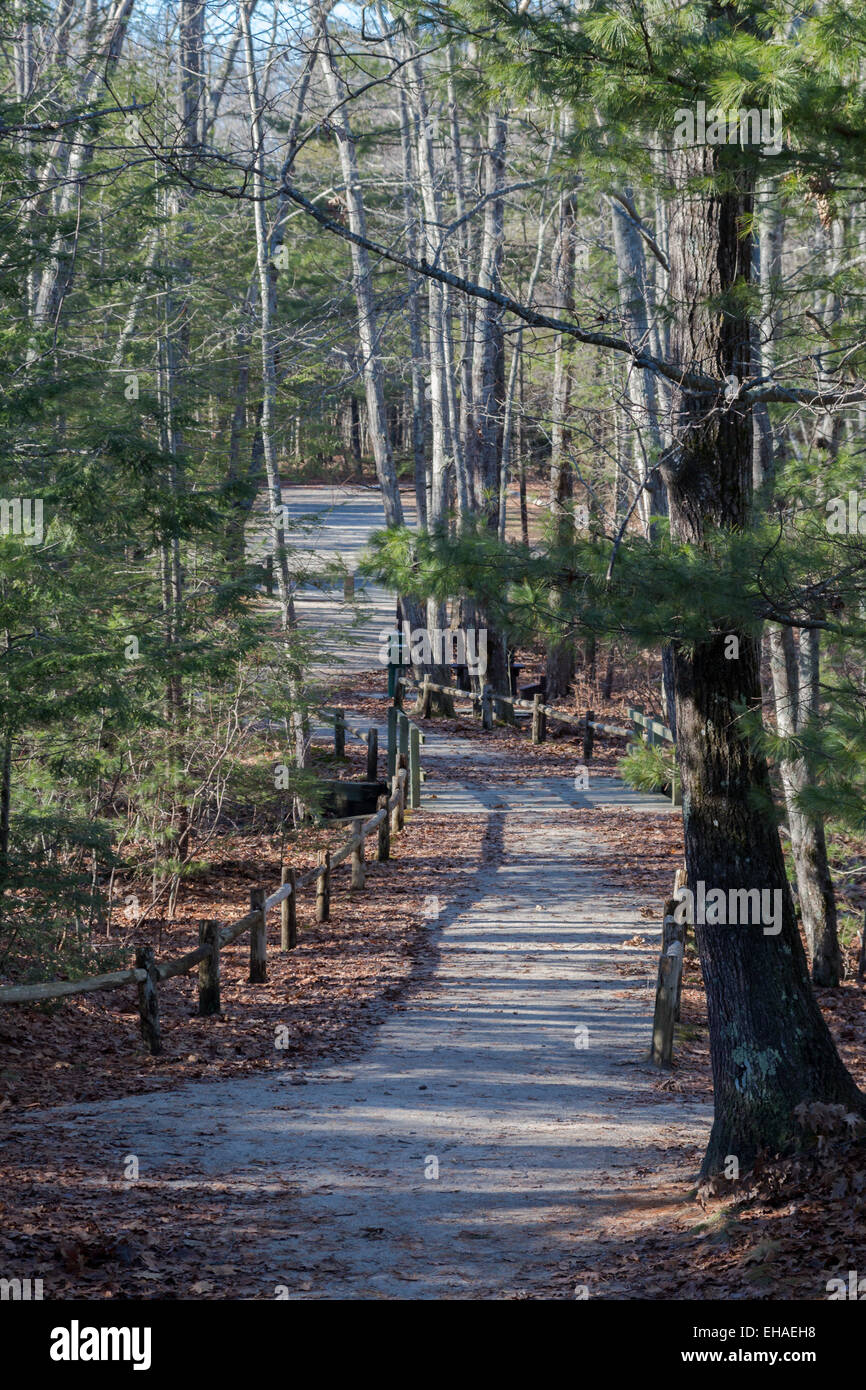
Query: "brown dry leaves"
0 812 486 1111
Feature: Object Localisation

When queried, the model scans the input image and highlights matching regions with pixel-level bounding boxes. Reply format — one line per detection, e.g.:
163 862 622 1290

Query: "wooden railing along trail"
2 678 686 1069
396 675 680 804
650 867 689 1068
395 672 687 1062
0 746 416 1056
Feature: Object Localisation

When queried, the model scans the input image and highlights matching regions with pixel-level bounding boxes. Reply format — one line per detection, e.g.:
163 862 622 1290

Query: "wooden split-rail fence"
396 672 687 1061
650 867 689 1068
319 706 425 810
0 743 419 1056
1 678 686 1068
396 676 680 805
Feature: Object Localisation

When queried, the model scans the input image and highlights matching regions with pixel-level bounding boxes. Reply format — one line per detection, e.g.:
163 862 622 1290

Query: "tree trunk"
545 186 577 698
469 108 507 515
769 624 842 987
318 28 404 527
392 65 428 529
404 37 466 525
446 48 475 517
241 3 307 773
499 127 556 539
607 189 666 533
661 143 862 1176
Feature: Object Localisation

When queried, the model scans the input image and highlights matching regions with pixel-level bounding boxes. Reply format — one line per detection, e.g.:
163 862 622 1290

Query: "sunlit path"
18 802 710 1299
246 484 417 675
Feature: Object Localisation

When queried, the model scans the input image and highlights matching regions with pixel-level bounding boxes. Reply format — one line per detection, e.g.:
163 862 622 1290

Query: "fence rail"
395 676 679 803
0 758 416 1055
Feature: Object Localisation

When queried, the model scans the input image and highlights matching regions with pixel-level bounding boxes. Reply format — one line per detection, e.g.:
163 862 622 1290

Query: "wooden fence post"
394 676 404 710
398 710 409 765
418 675 431 718
351 817 366 890
409 726 421 809
334 708 345 759
265 554 274 596
366 726 378 782
135 944 161 1055
198 921 221 1016
583 709 594 762
377 795 390 861
387 706 397 780
281 866 297 951
316 849 330 922
391 771 404 834
249 886 267 983
650 945 682 1068
343 572 354 601
659 897 686 1022
481 684 493 731
531 693 546 745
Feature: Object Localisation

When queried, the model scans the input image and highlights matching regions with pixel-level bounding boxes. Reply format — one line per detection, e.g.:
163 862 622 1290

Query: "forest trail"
10 487 711 1299
249 484 418 674
22 788 711 1298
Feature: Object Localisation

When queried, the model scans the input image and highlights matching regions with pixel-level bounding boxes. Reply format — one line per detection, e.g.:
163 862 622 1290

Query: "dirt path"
5 494 713 1300
248 484 417 674
13 740 710 1298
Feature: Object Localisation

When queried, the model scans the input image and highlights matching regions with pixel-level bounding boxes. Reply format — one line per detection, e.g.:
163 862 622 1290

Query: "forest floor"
4 474 866 1299
3 674 866 1299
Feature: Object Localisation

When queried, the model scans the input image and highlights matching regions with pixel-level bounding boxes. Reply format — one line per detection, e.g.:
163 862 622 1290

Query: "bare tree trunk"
391 33 428 529
545 186 577 699
467 108 510 707
469 109 507 515
752 181 782 492
446 47 475 510
518 351 529 546
607 190 665 534
29 0 135 345
499 129 556 539
403 38 466 526
318 28 404 527
241 2 307 772
756 196 841 986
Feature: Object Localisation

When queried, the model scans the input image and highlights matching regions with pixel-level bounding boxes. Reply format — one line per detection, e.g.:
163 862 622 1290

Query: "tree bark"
661 142 862 1176
319 28 404 528
768 624 842 987
241 2 307 774
545 184 578 699
607 190 666 533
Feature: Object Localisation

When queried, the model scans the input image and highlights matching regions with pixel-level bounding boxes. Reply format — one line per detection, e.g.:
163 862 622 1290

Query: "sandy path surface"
7 484 711 1301
19 788 709 1299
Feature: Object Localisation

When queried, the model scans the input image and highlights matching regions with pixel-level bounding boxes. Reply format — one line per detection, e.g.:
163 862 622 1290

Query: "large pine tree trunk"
662 145 862 1175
